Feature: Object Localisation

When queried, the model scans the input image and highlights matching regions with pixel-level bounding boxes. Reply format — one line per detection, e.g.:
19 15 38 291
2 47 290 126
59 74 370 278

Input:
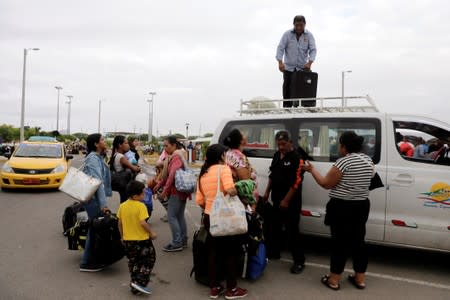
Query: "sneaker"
162 244 183 252
210 285 225 299
182 239 188 249
130 287 142 295
290 263 305 274
130 282 152 295
79 263 105 272
225 287 248 299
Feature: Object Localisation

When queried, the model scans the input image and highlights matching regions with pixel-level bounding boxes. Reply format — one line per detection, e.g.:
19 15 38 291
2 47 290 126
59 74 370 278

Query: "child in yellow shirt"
118 180 157 295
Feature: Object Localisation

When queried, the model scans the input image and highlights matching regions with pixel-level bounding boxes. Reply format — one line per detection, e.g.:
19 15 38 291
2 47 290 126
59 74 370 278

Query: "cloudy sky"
1 0 449 137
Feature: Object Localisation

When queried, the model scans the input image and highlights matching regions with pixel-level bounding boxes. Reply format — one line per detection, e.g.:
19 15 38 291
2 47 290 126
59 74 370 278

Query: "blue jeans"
80 198 101 266
167 194 187 247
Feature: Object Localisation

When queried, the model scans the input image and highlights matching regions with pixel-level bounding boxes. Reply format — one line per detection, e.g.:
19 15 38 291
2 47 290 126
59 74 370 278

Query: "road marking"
184 200 450 291
280 258 450 290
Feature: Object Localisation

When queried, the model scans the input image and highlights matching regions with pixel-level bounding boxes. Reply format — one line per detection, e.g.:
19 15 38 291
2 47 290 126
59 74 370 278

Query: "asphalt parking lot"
0 155 449 299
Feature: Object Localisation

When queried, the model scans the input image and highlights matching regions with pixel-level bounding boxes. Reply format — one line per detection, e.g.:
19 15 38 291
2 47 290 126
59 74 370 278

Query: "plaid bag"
175 158 196 193
175 168 196 193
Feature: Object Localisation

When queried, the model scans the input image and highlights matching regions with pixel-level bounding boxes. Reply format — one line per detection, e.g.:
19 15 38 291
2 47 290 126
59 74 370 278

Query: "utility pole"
55 86 63 132
66 95 73 135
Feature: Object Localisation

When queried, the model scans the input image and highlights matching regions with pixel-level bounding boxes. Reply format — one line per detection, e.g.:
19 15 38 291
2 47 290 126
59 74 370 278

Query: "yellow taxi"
1 137 73 189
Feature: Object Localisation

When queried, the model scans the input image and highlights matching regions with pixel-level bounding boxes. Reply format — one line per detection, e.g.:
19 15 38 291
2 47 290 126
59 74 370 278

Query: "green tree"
73 132 88 140
0 124 16 142
203 133 213 138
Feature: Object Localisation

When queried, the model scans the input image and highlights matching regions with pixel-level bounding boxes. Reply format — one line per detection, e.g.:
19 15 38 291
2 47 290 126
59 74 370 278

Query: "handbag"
175 157 197 193
209 166 248 237
111 170 132 192
369 172 384 191
110 154 132 192
59 166 102 202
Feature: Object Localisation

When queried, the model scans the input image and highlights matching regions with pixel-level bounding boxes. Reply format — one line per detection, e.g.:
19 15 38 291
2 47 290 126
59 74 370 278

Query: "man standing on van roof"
276 15 317 101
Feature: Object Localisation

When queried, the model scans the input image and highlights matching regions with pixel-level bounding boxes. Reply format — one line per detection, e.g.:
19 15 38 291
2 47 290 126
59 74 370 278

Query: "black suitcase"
91 213 125 265
287 71 318 108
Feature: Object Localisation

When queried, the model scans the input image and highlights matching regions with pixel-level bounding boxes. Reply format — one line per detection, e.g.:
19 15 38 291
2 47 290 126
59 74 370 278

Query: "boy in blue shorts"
118 180 157 295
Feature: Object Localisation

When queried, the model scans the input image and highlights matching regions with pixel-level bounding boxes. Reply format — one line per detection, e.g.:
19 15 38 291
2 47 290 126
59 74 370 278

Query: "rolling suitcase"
287 71 318 107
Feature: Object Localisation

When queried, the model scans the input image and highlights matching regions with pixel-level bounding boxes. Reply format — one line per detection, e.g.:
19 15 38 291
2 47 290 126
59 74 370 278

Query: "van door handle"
392 174 414 185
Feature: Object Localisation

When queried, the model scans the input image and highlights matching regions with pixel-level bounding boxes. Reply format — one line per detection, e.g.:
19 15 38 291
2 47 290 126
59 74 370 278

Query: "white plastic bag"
209 167 248 237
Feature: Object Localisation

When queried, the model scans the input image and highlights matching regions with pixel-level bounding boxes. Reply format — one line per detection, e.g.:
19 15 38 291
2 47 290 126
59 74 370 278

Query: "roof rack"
239 95 379 116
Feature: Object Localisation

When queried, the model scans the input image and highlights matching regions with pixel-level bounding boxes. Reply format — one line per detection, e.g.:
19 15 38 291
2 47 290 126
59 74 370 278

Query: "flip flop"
348 274 366 289
321 274 340 291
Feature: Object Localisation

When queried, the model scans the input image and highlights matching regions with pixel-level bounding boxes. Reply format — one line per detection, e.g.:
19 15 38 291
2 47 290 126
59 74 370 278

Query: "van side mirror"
66 155 74 161
4 153 11 159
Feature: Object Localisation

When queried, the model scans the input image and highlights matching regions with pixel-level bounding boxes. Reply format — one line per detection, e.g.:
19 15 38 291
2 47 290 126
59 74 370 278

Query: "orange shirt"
196 165 235 214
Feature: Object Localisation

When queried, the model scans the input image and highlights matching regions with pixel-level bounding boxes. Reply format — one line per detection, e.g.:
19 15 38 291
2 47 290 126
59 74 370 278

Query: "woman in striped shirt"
302 131 374 291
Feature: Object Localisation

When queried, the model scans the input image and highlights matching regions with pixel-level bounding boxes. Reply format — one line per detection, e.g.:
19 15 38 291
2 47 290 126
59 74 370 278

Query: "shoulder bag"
209 166 248 237
175 157 197 193
59 164 102 202
110 154 132 192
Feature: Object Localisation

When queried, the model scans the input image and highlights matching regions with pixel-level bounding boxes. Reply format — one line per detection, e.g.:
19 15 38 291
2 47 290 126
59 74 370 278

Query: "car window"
219 121 287 158
297 118 381 163
14 143 63 158
394 121 450 166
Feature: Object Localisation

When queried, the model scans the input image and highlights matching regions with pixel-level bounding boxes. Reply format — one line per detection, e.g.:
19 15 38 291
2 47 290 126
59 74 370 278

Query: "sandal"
348 274 366 289
321 274 340 291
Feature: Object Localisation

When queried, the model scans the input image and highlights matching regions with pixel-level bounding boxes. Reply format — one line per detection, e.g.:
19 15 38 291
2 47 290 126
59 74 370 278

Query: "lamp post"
147 91 156 143
55 86 63 132
20 48 40 142
341 70 352 107
66 95 73 135
98 99 105 133
185 123 190 140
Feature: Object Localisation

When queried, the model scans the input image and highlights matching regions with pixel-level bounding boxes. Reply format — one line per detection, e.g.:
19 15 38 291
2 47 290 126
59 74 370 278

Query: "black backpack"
62 201 85 236
67 220 89 250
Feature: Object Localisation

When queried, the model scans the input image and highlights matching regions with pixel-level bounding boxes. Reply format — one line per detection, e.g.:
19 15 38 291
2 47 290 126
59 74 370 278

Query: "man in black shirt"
263 130 306 274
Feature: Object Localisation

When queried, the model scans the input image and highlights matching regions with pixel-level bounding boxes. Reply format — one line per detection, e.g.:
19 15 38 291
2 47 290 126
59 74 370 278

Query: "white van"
211 96 450 253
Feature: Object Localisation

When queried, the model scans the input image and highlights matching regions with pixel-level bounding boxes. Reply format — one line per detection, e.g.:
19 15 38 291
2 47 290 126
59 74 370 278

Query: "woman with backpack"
154 136 190 252
196 144 248 299
109 135 141 203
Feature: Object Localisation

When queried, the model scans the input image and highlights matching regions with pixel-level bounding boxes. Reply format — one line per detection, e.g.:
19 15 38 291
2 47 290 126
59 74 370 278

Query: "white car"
211 96 450 253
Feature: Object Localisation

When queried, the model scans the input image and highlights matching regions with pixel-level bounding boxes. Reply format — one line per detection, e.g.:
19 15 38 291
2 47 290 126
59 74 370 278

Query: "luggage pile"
62 202 124 265
190 211 268 286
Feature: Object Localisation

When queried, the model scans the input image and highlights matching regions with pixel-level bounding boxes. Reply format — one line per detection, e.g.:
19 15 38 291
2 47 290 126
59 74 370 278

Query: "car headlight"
51 164 66 174
1 163 14 173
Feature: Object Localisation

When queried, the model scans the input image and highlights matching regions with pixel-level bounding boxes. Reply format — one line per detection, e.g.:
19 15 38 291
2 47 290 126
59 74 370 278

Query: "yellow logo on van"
419 182 450 205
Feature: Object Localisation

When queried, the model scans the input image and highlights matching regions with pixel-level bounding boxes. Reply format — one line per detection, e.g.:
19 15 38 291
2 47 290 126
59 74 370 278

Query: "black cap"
275 130 291 142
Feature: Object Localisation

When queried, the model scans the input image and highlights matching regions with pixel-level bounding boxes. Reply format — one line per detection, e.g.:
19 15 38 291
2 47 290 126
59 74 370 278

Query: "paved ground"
0 155 449 300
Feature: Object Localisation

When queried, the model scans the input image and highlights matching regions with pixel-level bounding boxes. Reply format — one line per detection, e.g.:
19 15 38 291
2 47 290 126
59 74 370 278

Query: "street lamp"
20 48 40 142
66 95 73 135
341 70 352 107
98 99 105 133
147 91 156 143
185 123 190 140
55 86 63 132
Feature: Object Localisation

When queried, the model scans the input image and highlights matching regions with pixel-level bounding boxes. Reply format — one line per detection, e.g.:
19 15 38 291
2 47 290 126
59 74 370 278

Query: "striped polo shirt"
329 153 374 201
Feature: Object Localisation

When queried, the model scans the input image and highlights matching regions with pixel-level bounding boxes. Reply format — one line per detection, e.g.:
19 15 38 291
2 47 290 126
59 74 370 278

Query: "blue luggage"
245 243 267 280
